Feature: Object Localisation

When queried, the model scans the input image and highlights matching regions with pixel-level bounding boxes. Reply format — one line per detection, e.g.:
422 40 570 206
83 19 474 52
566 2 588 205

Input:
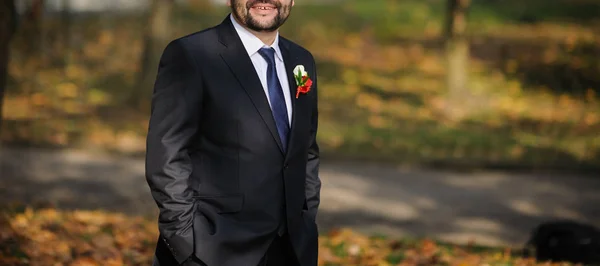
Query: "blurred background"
1 0 599 265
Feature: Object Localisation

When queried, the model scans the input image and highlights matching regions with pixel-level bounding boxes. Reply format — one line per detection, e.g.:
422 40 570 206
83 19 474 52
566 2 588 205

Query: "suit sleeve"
145 39 201 264
305 57 322 221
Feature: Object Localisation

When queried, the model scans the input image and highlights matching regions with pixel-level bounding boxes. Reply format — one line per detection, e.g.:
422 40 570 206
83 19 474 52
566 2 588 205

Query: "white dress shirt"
230 14 293 126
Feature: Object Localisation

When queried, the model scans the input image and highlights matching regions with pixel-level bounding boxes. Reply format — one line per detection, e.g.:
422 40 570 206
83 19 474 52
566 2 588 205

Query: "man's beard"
231 0 292 32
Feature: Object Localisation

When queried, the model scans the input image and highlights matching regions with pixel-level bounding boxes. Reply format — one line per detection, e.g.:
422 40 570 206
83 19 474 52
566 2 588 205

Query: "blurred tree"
21 0 45 56
131 0 175 111
0 0 17 131
24 0 44 20
61 0 72 67
444 0 470 118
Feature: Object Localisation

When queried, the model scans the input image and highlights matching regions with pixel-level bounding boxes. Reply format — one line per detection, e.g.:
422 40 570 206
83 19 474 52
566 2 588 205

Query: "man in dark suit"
144 0 321 265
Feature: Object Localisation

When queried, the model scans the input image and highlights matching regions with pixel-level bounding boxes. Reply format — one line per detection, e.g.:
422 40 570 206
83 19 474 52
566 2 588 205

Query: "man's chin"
254 27 278 32
247 21 280 32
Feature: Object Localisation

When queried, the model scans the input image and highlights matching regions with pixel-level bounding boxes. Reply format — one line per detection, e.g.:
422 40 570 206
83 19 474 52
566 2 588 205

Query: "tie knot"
258 47 276 65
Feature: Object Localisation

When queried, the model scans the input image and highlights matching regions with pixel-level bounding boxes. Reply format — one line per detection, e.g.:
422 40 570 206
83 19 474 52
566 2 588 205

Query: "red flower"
296 75 312 98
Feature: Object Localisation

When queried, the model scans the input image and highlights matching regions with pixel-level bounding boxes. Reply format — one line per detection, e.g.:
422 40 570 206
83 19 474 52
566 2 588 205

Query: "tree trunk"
62 0 72 67
21 0 45 56
131 0 175 111
444 0 470 119
0 0 17 132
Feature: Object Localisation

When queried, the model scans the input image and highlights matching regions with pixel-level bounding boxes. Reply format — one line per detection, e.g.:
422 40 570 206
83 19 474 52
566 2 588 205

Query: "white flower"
293 65 307 78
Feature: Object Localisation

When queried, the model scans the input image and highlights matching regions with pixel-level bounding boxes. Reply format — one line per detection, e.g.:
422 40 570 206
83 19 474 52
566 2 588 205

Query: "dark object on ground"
518 14 539 24
525 220 600 265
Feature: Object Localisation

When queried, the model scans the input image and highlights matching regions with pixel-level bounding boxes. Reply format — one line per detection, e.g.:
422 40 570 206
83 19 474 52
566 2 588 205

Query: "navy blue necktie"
258 47 290 152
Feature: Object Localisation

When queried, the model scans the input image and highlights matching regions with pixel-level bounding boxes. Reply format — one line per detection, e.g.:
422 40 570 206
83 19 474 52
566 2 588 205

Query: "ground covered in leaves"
0 206 576 266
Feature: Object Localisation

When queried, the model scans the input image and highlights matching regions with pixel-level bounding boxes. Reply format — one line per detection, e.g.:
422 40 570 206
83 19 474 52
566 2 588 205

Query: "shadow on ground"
315 161 600 247
1 147 599 248
0 147 157 218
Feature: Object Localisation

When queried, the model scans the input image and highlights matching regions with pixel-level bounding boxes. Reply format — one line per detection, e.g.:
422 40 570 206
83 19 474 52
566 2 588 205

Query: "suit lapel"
280 38 315 163
280 40 298 120
280 40 300 159
217 17 285 154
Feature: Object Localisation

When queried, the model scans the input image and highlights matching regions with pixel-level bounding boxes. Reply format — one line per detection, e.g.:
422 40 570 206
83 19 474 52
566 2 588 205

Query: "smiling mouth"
253 6 275 10
250 3 278 12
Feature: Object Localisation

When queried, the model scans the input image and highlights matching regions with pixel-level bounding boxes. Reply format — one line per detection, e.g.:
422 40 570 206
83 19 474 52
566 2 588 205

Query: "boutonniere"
293 65 312 99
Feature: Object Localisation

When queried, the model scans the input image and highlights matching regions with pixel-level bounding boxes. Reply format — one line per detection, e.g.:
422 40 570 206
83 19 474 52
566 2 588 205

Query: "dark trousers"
153 234 299 266
258 233 300 266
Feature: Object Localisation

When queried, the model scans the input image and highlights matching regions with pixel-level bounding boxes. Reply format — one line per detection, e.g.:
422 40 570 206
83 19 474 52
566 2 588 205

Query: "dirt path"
2 147 599 247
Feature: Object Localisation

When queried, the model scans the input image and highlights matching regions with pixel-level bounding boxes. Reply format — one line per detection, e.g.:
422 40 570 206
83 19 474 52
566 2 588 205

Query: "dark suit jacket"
145 15 321 266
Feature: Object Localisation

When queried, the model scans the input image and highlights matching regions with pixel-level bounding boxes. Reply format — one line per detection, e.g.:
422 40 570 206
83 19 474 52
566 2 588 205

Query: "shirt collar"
230 14 283 62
